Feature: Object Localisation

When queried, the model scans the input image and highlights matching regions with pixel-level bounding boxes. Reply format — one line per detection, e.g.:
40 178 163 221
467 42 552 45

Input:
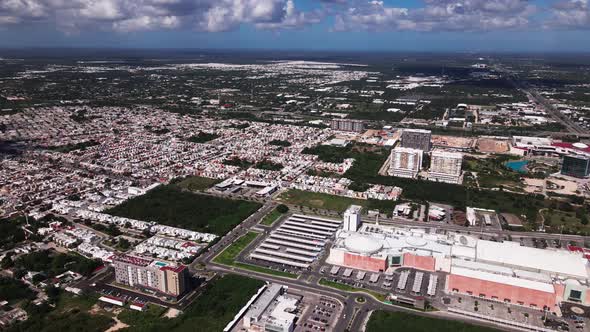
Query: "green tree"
1 255 14 269
277 204 289 214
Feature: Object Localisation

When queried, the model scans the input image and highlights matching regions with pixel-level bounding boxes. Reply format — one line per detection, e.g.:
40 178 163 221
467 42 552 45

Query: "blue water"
505 160 529 173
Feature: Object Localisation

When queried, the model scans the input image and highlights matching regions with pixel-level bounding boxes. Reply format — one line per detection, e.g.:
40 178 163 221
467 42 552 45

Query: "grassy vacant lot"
118 304 167 328
171 176 220 192
213 232 297 279
214 232 258 266
543 209 590 235
366 311 499 332
10 292 115 332
121 275 264 332
319 278 386 302
15 250 101 278
278 189 366 213
106 186 261 236
278 189 401 215
260 208 285 226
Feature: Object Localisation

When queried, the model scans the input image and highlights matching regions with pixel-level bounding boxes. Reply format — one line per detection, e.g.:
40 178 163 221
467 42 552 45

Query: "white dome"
406 237 428 247
573 142 588 149
344 234 383 254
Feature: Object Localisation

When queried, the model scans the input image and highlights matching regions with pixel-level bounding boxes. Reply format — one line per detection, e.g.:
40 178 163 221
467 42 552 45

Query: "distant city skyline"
0 0 589 52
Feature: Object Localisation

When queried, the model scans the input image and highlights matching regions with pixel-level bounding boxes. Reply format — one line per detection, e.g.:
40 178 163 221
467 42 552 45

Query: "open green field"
278 189 409 216
366 311 499 332
121 275 265 332
118 304 167 328
278 189 366 213
543 209 590 235
106 185 261 236
213 232 298 279
214 232 258 266
477 174 524 191
171 176 221 192
319 278 386 302
15 250 101 278
8 292 115 332
260 208 285 226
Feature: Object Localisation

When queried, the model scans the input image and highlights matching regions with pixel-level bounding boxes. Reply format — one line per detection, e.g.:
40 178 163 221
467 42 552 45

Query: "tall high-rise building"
343 205 362 232
561 154 590 178
112 254 189 297
401 129 432 152
428 150 463 184
330 119 365 133
388 147 423 179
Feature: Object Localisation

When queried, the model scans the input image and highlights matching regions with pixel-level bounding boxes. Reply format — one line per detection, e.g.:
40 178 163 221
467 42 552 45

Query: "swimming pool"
505 160 529 173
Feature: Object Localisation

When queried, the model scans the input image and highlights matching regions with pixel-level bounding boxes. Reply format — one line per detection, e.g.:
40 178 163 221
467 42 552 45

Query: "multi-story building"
343 205 362 232
330 119 365 133
561 153 590 178
428 150 463 184
112 254 189 297
388 147 423 179
400 129 432 151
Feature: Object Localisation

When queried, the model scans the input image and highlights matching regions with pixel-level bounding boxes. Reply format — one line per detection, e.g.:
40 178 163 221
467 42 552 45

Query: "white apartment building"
388 147 423 179
428 150 463 184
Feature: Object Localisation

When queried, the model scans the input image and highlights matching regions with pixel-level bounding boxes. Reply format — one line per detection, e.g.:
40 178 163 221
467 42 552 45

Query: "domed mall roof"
344 234 383 254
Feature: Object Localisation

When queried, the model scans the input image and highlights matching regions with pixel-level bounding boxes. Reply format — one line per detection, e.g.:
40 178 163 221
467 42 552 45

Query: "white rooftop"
476 240 589 279
452 266 556 293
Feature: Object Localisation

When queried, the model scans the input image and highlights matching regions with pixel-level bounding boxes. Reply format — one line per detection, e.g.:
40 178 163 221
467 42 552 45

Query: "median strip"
318 278 387 302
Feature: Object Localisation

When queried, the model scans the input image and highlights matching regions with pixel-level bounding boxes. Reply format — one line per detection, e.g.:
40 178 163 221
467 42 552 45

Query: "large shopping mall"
327 222 590 312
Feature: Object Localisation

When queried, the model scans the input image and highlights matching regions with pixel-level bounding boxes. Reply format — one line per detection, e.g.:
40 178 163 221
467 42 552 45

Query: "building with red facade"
326 224 590 313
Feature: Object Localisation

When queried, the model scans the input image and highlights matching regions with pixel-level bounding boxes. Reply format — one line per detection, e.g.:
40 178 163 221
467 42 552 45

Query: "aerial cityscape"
2 1 590 332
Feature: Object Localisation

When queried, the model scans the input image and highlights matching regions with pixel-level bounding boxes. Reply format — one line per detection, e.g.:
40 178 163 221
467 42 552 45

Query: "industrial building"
326 224 590 313
250 214 341 269
112 254 189 297
400 129 432 151
561 153 590 178
428 150 463 184
330 119 365 133
388 147 423 179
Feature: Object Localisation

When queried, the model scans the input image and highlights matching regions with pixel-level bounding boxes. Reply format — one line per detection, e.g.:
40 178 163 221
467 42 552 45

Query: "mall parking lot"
321 265 446 299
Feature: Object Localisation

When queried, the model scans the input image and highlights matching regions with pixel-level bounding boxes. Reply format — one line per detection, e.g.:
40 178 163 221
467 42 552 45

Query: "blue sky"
0 0 589 51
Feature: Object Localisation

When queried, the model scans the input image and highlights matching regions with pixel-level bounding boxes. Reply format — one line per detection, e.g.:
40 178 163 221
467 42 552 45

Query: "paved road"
493 62 587 135
194 201 276 265
195 205 527 332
